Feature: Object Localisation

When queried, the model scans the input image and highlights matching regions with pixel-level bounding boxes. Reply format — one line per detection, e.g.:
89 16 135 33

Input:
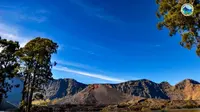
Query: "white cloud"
54 59 113 75
56 60 94 70
0 23 31 47
53 66 125 83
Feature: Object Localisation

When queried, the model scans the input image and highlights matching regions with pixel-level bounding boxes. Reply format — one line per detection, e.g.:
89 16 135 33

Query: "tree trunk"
26 73 31 112
20 76 27 112
20 65 31 112
27 88 33 112
0 93 3 105
27 73 36 112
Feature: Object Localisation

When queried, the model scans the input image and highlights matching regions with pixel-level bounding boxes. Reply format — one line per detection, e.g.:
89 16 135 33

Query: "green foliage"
16 37 58 112
0 37 20 102
156 0 200 56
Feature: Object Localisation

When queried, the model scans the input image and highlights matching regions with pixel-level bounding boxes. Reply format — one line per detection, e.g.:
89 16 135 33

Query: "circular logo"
181 3 194 16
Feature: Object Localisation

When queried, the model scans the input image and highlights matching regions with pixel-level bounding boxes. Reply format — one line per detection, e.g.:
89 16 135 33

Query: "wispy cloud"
69 0 124 23
19 15 47 23
55 59 108 74
53 66 125 83
0 5 16 9
0 5 49 23
65 44 99 56
56 60 94 70
0 22 49 47
155 44 161 47
0 23 30 47
19 8 49 23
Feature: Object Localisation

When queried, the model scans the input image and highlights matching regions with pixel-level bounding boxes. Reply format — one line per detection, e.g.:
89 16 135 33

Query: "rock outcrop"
43 78 87 99
112 79 169 99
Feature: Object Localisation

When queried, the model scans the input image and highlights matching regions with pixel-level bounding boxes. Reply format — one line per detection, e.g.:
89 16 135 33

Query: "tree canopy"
156 0 200 56
0 37 20 103
16 37 58 112
0 36 58 112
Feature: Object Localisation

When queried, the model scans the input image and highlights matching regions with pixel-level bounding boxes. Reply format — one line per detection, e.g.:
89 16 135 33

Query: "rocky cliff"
112 79 169 99
43 78 87 99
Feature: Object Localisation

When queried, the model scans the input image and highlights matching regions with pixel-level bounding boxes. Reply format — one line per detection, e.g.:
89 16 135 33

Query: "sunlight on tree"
16 37 58 112
156 0 200 56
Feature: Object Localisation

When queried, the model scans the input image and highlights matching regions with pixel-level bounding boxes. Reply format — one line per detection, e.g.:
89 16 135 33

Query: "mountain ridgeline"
5 78 200 111
6 78 200 106
42 78 200 102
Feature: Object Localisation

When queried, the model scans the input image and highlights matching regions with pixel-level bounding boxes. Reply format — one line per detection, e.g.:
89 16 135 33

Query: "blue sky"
0 0 200 85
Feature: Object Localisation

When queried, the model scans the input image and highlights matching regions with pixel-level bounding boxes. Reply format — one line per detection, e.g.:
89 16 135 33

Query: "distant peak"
64 78 76 81
128 79 152 82
140 79 151 82
159 81 172 89
136 79 154 83
180 79 200 84
160 81 171 85
57 78 77 82
175 79 200 89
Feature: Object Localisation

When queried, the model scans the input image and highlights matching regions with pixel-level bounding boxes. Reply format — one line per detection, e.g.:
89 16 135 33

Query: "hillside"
43 78 87 99
112 79 169 99
162 79 200 100
59 84 133 105
111 79 200 100
42 78 200 106
102 98 200 112
5 78 200 108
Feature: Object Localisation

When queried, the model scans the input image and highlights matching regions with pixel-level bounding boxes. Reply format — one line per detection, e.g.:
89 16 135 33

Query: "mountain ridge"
5 78 200 106
42 78 200 101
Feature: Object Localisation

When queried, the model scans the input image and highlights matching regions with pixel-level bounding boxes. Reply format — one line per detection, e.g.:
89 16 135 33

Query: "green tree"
0 37 20 103
16 37 58 112
156 0 200 56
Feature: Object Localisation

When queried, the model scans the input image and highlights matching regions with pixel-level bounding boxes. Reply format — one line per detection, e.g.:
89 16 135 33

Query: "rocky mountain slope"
4 78 87 106
162 79 200 100
59 84 133 105
111 79 169 99
109 79 200 100
5 78 200 107
42 78 200 101
43 78 87 99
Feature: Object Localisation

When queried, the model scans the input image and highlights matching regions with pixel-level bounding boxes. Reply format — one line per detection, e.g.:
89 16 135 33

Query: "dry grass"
32 99 51 106
32 98 64 106
49 98 63 105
